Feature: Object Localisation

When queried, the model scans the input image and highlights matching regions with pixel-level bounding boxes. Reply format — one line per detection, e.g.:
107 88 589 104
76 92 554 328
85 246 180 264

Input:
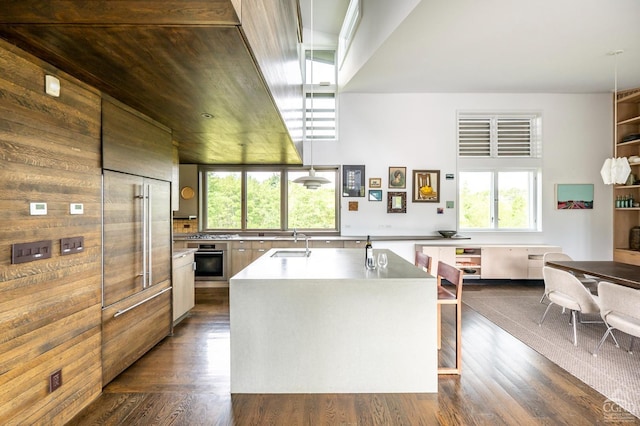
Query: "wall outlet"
49 369 62 393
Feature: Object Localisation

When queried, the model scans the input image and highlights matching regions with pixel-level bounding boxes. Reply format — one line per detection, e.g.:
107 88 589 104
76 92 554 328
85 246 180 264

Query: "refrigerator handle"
141 183 148 289
147 183 152 287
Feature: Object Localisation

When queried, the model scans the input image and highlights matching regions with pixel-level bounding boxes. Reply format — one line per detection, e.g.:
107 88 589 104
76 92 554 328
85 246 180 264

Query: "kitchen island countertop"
229 248 438 394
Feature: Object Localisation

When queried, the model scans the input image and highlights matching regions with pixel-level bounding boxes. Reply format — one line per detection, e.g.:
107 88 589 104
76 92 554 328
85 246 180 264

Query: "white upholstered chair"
541 252 598 303
539 266 601 346
593 281 640 357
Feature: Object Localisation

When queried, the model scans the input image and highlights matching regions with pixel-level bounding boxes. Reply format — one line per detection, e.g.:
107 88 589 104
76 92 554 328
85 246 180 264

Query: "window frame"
303 48 338 142
457 112 542 232
458 168 541 231
200 165 340 234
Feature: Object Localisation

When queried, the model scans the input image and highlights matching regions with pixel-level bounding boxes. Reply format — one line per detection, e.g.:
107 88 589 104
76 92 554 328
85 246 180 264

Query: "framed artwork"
412 170 440 202
368 189 382 201
388 167 406 189
387 192 406 213
556 184 594 209
369 177 382 188
348 201 359 211
342 165 365 197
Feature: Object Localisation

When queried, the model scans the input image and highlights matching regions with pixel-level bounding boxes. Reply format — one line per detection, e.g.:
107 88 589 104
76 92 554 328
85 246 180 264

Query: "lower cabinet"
417 246 456 273
417 244 561 280
309 239 344 248
101 281 172 386
481 247 529 279
173 251 195 324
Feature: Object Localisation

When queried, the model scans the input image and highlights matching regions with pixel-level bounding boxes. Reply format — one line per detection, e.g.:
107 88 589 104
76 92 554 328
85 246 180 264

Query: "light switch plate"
45 75 60 97
70 203 84 214
30 202 47 215
11 240 52 264
60 236 84 256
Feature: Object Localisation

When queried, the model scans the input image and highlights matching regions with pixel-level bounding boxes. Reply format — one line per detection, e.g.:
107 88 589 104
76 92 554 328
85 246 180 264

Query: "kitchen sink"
271 250 311 257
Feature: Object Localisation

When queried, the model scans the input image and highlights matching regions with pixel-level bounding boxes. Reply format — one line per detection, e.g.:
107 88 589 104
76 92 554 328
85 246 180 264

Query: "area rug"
463 285 640 419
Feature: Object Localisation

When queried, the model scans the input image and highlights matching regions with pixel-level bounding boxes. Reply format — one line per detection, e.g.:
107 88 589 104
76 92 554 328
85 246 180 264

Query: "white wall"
307 92 613 261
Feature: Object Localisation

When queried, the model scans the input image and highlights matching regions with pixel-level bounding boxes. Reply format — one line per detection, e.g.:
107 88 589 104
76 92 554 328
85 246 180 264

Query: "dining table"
545 260 640 290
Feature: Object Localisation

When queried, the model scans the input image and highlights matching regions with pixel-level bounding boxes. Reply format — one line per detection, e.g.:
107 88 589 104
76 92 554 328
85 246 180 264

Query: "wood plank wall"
0 39 103 424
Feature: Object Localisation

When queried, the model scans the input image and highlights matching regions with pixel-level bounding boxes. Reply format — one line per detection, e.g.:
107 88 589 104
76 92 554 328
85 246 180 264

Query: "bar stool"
436 261 464 375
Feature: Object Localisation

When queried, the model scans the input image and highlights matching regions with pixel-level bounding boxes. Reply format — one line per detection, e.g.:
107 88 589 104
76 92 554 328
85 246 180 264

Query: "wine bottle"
365 235 375 269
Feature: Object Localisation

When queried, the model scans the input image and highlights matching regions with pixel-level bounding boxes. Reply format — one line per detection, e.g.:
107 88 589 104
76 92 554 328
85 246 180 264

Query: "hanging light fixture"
601 50 631 185
294 0 330 190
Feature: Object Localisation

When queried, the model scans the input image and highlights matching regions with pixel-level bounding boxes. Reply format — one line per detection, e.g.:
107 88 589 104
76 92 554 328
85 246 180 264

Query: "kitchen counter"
172 248 198 258
174 233 470 242
229 248 437 393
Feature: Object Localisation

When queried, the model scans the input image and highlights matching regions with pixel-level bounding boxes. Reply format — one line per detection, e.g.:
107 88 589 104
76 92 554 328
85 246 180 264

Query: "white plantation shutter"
458 115 538 158
305 92 336 141
458 117 491 156
496 117 532 156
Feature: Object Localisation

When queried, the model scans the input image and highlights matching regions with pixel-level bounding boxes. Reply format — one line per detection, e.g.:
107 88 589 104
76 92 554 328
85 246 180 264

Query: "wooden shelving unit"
455 248 482 278
614 88 640 265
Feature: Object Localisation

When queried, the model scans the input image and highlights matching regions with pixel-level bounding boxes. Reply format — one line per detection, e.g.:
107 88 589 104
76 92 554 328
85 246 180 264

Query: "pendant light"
294 0 330 190
601 50 631 185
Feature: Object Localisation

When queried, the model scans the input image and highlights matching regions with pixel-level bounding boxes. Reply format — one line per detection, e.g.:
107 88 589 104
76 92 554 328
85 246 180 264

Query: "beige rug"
463 285 640 420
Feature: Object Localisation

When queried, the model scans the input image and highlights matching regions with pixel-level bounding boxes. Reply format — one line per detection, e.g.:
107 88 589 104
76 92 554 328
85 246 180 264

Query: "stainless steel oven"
188 242 228 281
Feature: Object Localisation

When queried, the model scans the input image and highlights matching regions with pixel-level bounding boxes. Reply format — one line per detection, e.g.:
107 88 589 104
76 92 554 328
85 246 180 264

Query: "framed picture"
388 167 406 189
368 189 382 201
412 170 440 202
342 165 365 197
369 177 382 188
387 192 406 213
556 184 594 209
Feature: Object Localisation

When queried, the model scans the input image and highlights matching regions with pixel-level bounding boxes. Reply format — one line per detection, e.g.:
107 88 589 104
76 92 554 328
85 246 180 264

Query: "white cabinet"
417 245 456 273
526 246 561 279
173 250 195 324
481 247 529 279
417 244 561 280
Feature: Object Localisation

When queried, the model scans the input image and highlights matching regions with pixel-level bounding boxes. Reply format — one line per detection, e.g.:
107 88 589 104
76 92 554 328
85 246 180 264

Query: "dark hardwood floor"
67 285 639 425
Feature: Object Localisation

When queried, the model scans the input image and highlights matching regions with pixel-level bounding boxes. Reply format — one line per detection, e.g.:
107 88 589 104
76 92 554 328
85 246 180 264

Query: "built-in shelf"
617 90 640 104
617 116 640 126
613 86 640 265
455 247 482 278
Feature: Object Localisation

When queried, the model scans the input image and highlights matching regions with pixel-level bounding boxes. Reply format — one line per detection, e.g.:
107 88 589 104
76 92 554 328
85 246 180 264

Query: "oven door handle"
196 250 224 255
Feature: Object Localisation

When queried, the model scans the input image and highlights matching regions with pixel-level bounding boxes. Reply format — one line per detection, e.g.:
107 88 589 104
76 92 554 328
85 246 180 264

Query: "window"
287 170 337 229
202 167 339 232
304 49 337 141
458 115 539 158
457 113 541 231
459 170 538 230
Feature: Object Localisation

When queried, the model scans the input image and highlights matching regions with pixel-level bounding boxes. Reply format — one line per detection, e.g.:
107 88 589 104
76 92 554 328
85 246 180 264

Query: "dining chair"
436 261 463 375
592 281 640 357
541 252 598 303
415 251 432 274
539 266 601 346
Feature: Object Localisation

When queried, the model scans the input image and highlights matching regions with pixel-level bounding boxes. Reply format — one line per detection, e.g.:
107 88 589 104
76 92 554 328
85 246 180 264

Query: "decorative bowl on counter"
438 230 457 238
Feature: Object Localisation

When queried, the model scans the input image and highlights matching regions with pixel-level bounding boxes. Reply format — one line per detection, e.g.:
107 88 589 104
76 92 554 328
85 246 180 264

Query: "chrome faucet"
293 229 310 256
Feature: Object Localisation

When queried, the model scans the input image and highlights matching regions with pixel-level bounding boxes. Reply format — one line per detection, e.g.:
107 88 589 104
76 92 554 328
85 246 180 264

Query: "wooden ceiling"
0 0 303 165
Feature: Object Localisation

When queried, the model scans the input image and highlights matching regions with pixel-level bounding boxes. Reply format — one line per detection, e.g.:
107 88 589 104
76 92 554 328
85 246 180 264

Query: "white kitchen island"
229 248 437 394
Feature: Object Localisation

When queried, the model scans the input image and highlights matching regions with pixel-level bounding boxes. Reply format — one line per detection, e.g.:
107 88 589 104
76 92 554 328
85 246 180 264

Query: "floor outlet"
49 369 62 393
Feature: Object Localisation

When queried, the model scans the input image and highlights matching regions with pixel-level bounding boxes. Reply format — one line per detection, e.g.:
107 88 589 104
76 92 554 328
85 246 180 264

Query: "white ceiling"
302 0 640 94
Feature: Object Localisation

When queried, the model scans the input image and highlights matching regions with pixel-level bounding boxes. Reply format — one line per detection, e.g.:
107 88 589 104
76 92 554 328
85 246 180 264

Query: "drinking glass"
377 252 388 269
